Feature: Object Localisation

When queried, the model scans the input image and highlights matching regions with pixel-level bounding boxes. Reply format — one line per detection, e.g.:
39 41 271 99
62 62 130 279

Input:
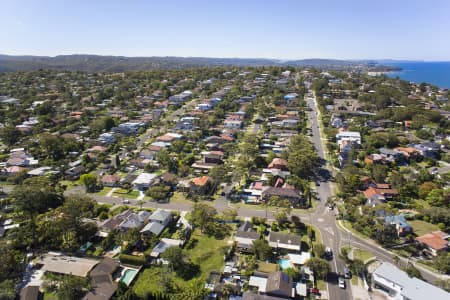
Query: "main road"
304 93 353 300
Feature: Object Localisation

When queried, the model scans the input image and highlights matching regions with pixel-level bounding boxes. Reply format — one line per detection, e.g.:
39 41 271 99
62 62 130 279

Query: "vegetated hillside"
0 54 375 72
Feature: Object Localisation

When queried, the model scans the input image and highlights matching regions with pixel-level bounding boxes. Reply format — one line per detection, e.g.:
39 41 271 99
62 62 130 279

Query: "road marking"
325 226 334 236
317 218 324 222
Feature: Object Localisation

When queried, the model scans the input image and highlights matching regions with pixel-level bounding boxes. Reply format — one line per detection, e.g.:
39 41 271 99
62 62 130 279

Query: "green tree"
0 280 16 300
0 243 25 282
374 224 398 245
161 246 185 272
314 243 326 259
189 203 217 233
405 264 422 279
0 125 21 146
433 252 450 274
80 173 97 192
56 276 89 300
145 185 170 202
305 257 330 280
11 177 63 216
252 239 272 261
426 189 449 207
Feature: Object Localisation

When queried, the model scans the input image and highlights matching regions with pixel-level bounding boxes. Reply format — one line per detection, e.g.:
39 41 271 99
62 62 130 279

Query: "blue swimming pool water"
278 259 291 270
120 269 138 286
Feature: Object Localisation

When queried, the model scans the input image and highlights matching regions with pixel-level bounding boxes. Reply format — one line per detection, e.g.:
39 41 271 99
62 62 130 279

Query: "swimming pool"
120 268 138 286
278 259 292 270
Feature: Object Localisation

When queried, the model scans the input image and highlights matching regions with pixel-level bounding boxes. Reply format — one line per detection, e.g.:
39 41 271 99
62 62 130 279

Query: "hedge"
119 254 146 266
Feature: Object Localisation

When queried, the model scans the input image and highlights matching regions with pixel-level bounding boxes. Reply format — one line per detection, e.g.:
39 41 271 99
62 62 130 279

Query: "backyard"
132 229 232 296
408 220 440 236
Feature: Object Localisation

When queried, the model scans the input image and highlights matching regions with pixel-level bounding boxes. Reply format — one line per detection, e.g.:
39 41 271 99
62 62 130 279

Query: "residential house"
336 131 361 145
201 151 224 164
268 158 288 171
224 119 243 129
101 175 121 187
371 262 449 300
65 165 85 180
247 271 294 299
235 221 260 251
83 258 119 300
384 215 412 237
265 271 294 298
168 90 192 105
363 184 399 205
156 133 183 144
190 176 212 194
99 209 134 233
267 232 301 252
379 148 404 163
118 210 151 231
132 172 158 190
2 166 26 176
262 187 304 207
150 238 183 258
415 231 449 256
284 93 298 101
140 209 172 236
409 142 441 159
98 133 116 144
36 253 98 277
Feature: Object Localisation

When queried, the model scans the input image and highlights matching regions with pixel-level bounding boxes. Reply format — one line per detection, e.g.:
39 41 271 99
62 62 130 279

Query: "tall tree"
189 203 217 233
305 257 330 280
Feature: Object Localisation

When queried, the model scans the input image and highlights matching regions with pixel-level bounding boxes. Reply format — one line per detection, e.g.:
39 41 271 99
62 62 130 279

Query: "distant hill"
0 54 378 72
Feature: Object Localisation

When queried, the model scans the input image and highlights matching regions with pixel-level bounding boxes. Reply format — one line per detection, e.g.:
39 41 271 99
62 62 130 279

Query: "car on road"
338 276 346 289
315 181 320 186
122 199 130 204
325 247 333 259
344 267 351 279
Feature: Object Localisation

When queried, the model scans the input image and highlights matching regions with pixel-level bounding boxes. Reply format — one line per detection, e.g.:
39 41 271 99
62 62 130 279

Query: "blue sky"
1 0 449 60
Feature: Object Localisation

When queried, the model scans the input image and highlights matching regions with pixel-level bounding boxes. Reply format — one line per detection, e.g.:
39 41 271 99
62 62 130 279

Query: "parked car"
308 287 320 295
338 276 346 289
344 267 351 279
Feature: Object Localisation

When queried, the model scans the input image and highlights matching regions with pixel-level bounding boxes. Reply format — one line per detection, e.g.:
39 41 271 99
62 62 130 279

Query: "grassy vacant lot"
408 220 439 236
170 191 192 205
133 229 231 297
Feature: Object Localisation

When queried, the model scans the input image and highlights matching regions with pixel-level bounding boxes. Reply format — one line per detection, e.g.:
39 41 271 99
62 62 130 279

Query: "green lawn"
133 229 231 297
408 220 439 236
170 191 193 205
112 188 140 199
96 186 113 196
352 248 374 262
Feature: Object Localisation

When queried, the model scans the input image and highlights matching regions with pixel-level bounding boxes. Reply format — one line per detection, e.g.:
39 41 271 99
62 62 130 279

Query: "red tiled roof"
416 232 448 251
191 176 211 186
268 158 288 169
101 175 120 183
363 186 399 199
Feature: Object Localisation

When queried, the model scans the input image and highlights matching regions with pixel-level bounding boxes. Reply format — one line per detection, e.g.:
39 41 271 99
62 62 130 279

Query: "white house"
132 172 158 190
371 262 449 300
336 131 361 145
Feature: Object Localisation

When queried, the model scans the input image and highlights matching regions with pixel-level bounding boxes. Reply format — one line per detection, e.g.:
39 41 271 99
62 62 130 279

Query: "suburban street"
59 92 449 299
304 94 353 300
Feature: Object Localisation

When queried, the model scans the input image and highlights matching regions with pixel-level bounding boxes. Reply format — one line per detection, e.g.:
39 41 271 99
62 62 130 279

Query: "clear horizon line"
1 52 450 63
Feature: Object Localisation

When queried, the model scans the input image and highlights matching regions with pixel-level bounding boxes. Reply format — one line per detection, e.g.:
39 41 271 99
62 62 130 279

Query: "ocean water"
385 62 450 89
